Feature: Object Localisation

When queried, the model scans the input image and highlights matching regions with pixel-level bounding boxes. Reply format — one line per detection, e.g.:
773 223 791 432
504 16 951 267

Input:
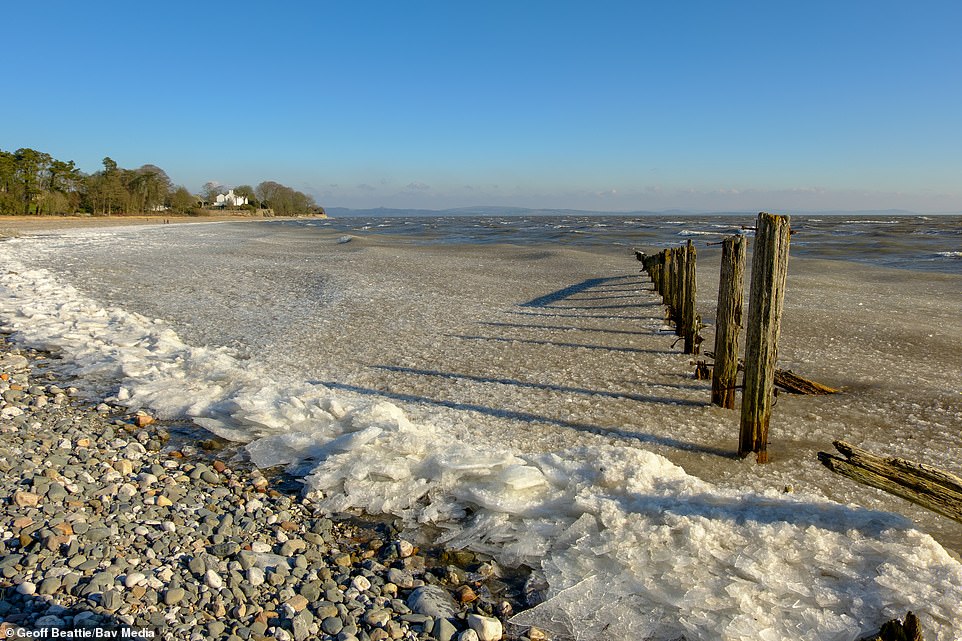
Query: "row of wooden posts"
637 213 962 527
638 211 791 463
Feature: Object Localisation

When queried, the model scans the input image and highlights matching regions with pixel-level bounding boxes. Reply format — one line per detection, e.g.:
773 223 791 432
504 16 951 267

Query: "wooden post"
663 248 676 322
659 248 668 308
739 212 790 462
711 235 746 408
649 252 664 296
671 247 683 330
681 240 697 354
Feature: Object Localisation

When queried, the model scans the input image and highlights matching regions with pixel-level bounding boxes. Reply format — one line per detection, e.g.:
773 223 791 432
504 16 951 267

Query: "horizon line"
323 205 962 217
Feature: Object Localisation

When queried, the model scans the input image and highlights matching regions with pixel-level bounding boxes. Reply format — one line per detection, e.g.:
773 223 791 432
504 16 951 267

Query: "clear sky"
4 1 961 212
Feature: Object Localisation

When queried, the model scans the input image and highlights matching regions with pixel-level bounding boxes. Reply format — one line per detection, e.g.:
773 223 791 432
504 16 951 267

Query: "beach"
2 216 962 640
0 333 517 641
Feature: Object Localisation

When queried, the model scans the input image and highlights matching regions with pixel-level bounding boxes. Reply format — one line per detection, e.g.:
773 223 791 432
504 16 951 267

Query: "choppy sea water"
1 214 961 640
291 213 962 273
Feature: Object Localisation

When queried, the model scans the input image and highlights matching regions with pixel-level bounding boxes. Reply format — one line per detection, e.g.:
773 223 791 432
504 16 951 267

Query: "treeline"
0 147 320 217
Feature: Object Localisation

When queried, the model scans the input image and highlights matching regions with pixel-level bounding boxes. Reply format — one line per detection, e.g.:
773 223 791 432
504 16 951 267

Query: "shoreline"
0 333 527 641
0 214 326 237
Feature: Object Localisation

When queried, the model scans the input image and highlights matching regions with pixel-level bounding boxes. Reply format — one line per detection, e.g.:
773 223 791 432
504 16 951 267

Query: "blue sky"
4 1 961 212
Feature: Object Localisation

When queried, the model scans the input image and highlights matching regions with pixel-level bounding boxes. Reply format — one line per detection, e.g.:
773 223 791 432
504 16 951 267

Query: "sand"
0 214 322 237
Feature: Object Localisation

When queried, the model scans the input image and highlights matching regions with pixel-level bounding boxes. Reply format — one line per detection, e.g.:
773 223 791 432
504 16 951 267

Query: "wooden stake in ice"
637 243 698 354
680 240 698 354
739 212 790 463
665 247 679 325
711 235 746 408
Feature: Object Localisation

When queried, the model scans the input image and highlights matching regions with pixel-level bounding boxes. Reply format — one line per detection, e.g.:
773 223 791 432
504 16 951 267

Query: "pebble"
397 539 415 558
321 617 344 635
164 587 186 605
17 581 37 596
434 618 459 641
0 337 520 640
102 589 123 612
205 569 224 589
125 572 147 588
407 585 458 619
247 567 265 587
352 575 372 592
467 614 503 641
285 594 309 612
13 490 40 507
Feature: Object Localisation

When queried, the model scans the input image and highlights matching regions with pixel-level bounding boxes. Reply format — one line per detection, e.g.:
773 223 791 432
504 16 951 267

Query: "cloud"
356 183 376 191
406 181 431 191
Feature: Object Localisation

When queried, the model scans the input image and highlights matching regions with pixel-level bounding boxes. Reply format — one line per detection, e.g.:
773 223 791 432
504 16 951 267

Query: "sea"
1 212 961 640
294 213 962 273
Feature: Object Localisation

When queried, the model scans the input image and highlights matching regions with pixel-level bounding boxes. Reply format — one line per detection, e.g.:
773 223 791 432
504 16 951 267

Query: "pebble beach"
0 333 525 641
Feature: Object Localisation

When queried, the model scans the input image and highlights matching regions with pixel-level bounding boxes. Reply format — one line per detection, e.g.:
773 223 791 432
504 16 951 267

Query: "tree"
169 186 195 213
14 148 52 214
0 150 20 214
202 181 222 205
83 157 173 215
233 184 257 207
86 157 126 215
255 180 315 216
254 180 283 206
132 164 173 213
45 159 84 213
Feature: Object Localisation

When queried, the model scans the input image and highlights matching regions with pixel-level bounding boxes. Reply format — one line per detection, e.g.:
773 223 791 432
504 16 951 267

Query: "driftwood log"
819 440 962 524
704 352 838 397
773 369 839 395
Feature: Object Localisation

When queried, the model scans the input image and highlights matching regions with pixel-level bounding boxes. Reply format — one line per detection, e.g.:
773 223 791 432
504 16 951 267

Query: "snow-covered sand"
2 221 961 640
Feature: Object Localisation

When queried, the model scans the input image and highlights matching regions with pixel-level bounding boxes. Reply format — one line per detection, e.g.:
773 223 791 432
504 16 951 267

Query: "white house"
214 189 248 207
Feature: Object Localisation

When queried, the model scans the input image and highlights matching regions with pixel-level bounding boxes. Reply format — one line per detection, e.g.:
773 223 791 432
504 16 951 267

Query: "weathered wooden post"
681 240 698 353
658 249 667 306
663 248 677 321
649 252 664 297
670 247 681 331
671 247 683 330
711 235 746 408
739 213 791 462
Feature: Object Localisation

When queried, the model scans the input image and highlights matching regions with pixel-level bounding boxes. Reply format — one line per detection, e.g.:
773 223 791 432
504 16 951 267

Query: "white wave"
2 239 962 640
935 251 962 259
677 230 723 236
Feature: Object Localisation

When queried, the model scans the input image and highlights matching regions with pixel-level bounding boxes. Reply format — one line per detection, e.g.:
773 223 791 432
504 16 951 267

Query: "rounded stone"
321 617 344 635
164 587 186 605
17 581 37 596
102 590 124 612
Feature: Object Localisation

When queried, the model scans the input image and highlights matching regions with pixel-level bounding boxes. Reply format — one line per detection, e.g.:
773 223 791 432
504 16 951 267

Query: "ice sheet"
3 225 962 640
